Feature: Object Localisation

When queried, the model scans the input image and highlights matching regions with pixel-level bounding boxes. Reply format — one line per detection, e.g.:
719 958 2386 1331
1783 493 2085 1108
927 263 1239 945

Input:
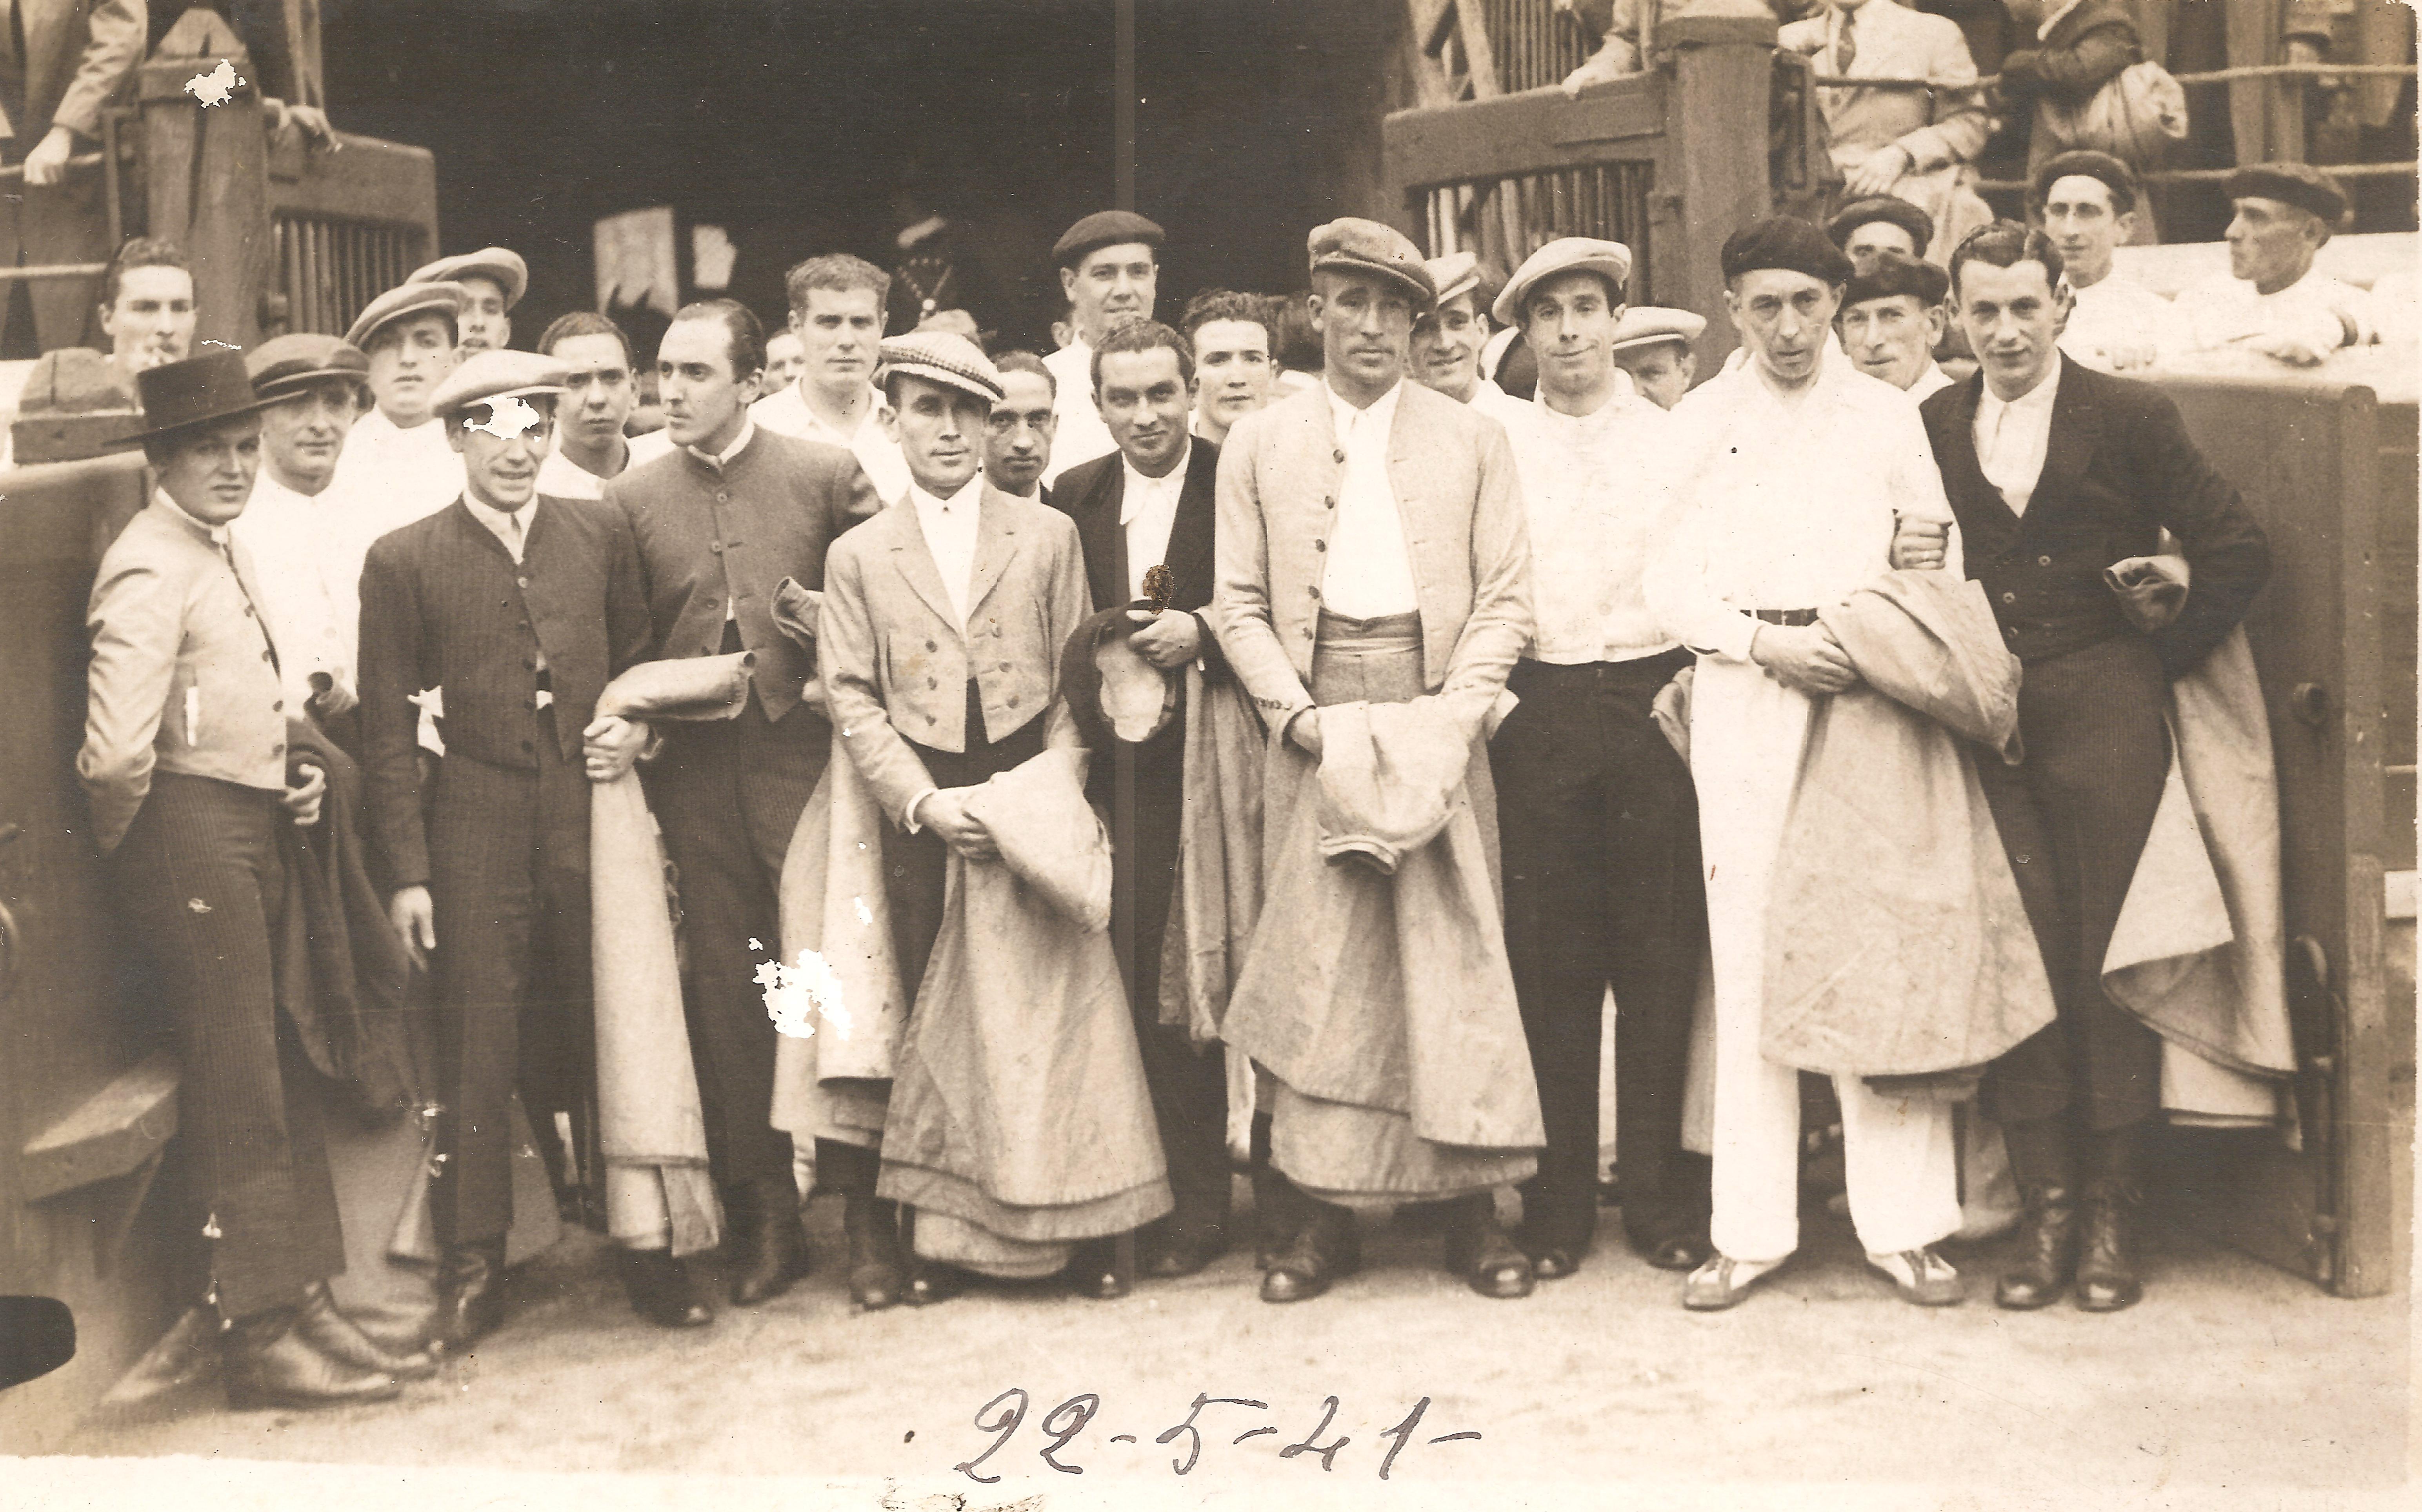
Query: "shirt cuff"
1707 612 1761 665
903 787 938 833
1277 704 1318 749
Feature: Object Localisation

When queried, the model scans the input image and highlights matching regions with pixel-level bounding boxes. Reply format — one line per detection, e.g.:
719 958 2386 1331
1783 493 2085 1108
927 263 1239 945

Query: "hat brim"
255 367 373 402
436 382 568 420
877 360 1001 404
1492 256 1631 326
107 394 290 451
1609 331 1695 356
1311 254 1435 309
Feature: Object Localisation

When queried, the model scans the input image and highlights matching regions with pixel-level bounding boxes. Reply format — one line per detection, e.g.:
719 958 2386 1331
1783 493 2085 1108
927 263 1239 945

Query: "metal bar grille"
1424 161 1657 303
1481 0 1592 96
272 212 421 336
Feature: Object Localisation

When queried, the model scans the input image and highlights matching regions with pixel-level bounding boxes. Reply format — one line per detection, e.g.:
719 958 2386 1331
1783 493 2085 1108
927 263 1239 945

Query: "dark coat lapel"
1162 439 1220 612
2033 355 2101 523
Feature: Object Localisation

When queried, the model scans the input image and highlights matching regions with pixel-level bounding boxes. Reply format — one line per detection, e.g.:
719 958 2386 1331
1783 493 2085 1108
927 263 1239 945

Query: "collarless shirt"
335 405 467 543
1973 362 2062 516
1042 338 1116 486
2060 273 2192 371
2183 265 2373 356
1500 384 1678 664
909 474 986 628
1118 439 1190 602
1907 361 1957 401
534 428 675 500
1320 379 1420 619
750 381 911 504
231 469 359 706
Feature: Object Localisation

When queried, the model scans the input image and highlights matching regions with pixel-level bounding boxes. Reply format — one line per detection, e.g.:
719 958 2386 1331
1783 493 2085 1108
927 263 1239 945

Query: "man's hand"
282 762 327 827
305 672 357 720
1890 515 1950 571
21 125 77 186
1286 707 1324 758
1842 145 1911 200
1751 623 1858 696
2100 338 2159 372
582 714 650 783
2237 329 2330 367
918 788 997 861
389 885 436 967
1125 607 1202 669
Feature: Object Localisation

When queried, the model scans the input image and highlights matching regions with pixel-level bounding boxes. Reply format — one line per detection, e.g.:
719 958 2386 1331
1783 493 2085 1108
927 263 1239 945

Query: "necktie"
1835 10 1857 73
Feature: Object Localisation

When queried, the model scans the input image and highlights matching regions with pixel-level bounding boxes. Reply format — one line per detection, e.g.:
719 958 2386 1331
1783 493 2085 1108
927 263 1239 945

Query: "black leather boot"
1066 1234 1133 1299
432 1239 507 1354
1443 1193 1535 1299
726 1177 812 1306
2076 1126 2146 1312
843 1193 906 1310
1260 1194 1358 1303
618 1247 714 1329
1251 1163 1307 1270
223 1302 405 1410
294 1281 436 1381
1994 1117 2077 1310
899 1207 966 1307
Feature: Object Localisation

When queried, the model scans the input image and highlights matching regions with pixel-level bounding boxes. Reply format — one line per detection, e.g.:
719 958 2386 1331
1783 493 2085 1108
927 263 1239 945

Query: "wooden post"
1656 15 1778 375
138 10 272 355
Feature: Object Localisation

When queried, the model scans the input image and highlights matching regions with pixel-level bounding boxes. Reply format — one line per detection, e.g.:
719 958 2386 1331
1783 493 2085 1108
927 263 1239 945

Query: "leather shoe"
1260 1204 1359 1303
295 1282 436 1382
1066 1235 1132 1299
618 1247 714 1329
1443 1198 1534 1299
222 1303 405 1410
432 1240 506 1354
1623 1197 1713 1273
726 1178 813 1307
1142 1226 1226 1279
2075 1192 2144 1312
1526 1245 1582 1281
1251 1166 1309 1270
1995 1184 2078 1310
844 1194 906 1310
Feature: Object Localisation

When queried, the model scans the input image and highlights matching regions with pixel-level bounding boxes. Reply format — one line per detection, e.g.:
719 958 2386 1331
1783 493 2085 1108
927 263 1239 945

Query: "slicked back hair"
994 349 1055 395
670 298 766 378
102 236 191 308
1091 318 1195 393
1948 221 2067 303
536 309 635 369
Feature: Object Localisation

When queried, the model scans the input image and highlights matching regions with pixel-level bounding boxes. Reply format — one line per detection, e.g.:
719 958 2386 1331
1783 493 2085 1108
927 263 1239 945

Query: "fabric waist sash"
1313 609 1420 653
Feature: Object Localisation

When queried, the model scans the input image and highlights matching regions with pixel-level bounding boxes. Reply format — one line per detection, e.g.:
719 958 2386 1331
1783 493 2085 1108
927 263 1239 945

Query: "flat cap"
1493 236 1633 326
345 280 467 349
1307 218 1434 307
1841 252 1950 310
2032 149 2141 214
428 349 572 419
2221 162 2348 227
1826 195 1935 256
1053 211 1165 269
1721 216 1854 286
245 333 369 400
409 246 529 308
1423 251 1484 311
876 330 1004 403
1609 305 1707 355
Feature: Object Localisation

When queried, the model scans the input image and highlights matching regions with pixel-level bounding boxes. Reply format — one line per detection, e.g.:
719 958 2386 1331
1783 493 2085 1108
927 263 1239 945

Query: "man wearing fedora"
1410 251 1528 430
81 352 429 1407
409 246 529 356
1489 236 1712 1282
334 280 471 542
1042 210 1164 487
1210 218 1541 1305
2180 163 2375 367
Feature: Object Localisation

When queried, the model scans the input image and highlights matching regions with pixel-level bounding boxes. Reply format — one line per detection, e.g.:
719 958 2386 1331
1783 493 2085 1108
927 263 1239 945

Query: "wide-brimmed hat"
1307 218 1435 308
1493 237 1633 326
1060 604 1180 748
245 333 371 401
116 351 285 447
409 246 529 308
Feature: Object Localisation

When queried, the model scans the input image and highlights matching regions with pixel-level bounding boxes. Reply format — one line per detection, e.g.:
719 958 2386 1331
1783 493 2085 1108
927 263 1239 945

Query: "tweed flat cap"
1841 252 1950 310
409 246 529 308
1053 211 1165 269
876 330 1004 403
245 333 369 400
428 349 572 419
1423 251 1484 311
345 280 467 349
2032 149 2142 214
1826 196 1935 256
1493 236 1633 326
1609 305 1707 354
1721 216 1854 286
1307 218 1434 306
2221 162 2349 227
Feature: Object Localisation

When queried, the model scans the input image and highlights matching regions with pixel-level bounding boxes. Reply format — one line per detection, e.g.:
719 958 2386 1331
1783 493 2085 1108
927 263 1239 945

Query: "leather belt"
1751 608 1820 627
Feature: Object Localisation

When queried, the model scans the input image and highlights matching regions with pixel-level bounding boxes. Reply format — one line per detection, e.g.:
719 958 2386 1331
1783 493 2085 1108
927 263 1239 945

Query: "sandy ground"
38 1186 2409 1508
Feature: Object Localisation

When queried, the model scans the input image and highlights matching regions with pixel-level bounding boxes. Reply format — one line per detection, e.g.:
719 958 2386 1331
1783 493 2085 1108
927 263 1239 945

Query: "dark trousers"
115 773 345 1318
1978 634 2169 1138
645 684 828 1194
823 683 1046 1198
426 712 593 1247
1492 651 1707 1252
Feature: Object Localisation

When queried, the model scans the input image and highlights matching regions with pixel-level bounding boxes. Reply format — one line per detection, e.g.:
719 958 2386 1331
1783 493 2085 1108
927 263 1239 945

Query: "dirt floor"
29 1187 2411 1509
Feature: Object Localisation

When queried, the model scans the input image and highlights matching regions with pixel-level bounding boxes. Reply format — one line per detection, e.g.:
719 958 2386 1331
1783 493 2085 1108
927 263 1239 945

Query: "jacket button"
1333 449 1345 464
260 650 271 662
998 661 1011 671
993 624 1003 637
926 640 938 652
928 677 938 689
1308 586 1320 598
271 700 282 712
1008 695 1020 709
716 492 730 504
242 604 254 616
2038 555 2052 567
1323 497 1335 509
521 740 534 753
1314 540 1326 552
517 576 530 588
2001 591 2017 604
709 542 723 554
926 712 937 723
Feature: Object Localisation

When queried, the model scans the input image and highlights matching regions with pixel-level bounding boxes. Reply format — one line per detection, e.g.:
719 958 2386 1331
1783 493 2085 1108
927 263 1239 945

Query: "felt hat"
1422 251 1485 311
1608 305 1707 355
345 280 468 349
409 246 529 308
2220 162 2349 228
245 332 371 401
1840 252 1950 310
428 349 573 419
1825 195 1935 256
2032 149 2142 214
1492 236 1633 326
1059 604 1180 749
118 352 284 446
1720 216 1854 286
875 330 1004 403
1053 211 1165 269
1307 218 1435 307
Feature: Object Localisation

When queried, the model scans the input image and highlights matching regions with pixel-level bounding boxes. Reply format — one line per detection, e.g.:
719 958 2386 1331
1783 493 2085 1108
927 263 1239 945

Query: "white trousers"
1689 658 1961 1263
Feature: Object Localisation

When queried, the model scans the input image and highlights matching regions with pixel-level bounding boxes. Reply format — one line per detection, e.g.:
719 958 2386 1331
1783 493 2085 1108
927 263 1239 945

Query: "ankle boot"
1066 1233 1133 1300
726 1177 812 1306
1260 1194 1358 1303
843 1193 906 1310
899 1207 966 1307
293 1282 437 1381
1251 1164 1308 1270
222 1302 405 1410
1995 1185 2078 1309
2076 1127 2146 1312
433 1239 507 1353
1442 1193 1534 1299
618 1247 714 1329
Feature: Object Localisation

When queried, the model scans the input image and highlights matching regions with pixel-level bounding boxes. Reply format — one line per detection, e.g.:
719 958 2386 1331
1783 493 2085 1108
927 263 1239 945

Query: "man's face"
447 396 556 510
657 316 755 449
1840 220 1921 278
550 331 636 451
2225 196 2322 291
2042 175 2133 288
1190 318 1273 434
1839 294 1942 391
1611 340 1694 409
762 330 805 395
1097 345 1191 476
790 285 884 395
155 417 264 525
364 313 457 425
1955 258 2068 395
984 369 1056 495
260 381 362 490
1309 272 1415 391
1410 292 1487 402
455 275 512 354
1521 271 1621 400
1059 242 1157 345
100 264 196 374
1726 269 1838 385
884 374 987 495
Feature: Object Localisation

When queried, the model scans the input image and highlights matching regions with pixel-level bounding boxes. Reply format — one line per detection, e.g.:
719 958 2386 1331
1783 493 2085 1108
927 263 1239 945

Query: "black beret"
1826 196 1935 256
1053 211 1166 268
1840 252 1950 311
2032 149 2141 214
2220 162 2348 228
1722 216 1854 286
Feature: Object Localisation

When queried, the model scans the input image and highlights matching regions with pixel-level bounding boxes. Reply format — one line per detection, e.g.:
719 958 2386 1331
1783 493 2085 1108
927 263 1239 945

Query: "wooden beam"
1454 0 1503 99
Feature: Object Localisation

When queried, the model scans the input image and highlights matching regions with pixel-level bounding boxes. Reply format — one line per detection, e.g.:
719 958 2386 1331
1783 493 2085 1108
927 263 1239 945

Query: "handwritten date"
954 1387 1480 1483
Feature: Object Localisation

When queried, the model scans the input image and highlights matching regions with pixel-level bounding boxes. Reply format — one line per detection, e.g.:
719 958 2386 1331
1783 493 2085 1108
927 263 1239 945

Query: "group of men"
80 157 2287 1412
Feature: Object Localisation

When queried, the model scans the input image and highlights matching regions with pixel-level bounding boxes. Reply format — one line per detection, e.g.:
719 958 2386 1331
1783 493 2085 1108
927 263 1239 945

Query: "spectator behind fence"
2181 162 2375 366
2032 150 2189 373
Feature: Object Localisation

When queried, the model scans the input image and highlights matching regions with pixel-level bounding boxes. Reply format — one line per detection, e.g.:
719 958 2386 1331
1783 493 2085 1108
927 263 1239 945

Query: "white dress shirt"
333 405 467 545
1042 339 1116 487
2183 265 2373 357
1973 361 2062 517
909 473 985 628
1320 379 1420 619
534 429 675 500
231 469 366 708
750 380 911 504
1466 376 1533 432
1499 383 1679 664
1118 439 1189 602
2060 274 2193 373
1906 361 1957 402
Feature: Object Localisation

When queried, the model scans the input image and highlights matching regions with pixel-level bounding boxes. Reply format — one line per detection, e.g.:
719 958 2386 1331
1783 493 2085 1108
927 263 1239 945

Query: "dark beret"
1840 252 1950 311
1722 216 1854 286
2221 162 2348 227
1825 196 1934 256
1053 211 1166 268
2032 149 2141 214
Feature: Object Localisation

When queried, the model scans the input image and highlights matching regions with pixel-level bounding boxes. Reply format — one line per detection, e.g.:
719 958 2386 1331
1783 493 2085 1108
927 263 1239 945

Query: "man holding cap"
1042 210 1164 487
2035 151 2189 374
335 280 471 543
1837 251 1955 398
1212 217 1540 1305
410 246 529 356
2182 163 2374 366
1608 306 1705 410
1489 236 1711 1281
358 350 653 1351
1410 251 1527 428
1644 216 1964 1312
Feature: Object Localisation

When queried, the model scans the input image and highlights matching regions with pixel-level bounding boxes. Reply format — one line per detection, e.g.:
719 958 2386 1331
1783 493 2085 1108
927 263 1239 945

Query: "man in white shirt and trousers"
1042 211 1164 487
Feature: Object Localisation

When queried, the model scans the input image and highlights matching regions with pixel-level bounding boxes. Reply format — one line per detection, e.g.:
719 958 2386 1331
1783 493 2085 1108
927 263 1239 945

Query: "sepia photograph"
0 2 2414 1507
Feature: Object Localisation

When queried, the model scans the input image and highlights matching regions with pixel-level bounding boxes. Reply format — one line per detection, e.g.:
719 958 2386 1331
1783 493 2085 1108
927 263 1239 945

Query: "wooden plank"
18 1052 180 1203
266 136 438 232
1384 76 1665 192
1659 15 1775 372
1454 0 1502 98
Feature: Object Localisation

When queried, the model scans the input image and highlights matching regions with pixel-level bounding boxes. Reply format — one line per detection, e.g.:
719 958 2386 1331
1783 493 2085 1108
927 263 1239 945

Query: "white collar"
157 488 231 545
1326 376 1404 432
908 472 985 514
1120 438 1191 497
462 487 536 531
791 380 888 436
1530 367 1641 423
1980 358 2062 417
686 416 756 469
